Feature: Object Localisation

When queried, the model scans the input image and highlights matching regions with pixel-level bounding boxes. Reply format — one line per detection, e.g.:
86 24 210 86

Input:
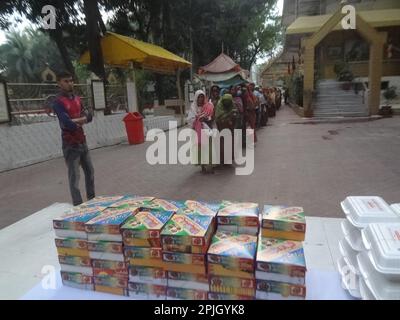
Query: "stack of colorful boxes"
85 203 139 296
207 231 258 300
255 237 306 300
216 201 259 235
161 213 216 300
261 205 306 241
52 196 310 300
122 208 174 300
257 205 307 300
53 196 126 291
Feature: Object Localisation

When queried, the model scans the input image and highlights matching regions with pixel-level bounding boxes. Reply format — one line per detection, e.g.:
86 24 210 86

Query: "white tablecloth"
20 268 354 300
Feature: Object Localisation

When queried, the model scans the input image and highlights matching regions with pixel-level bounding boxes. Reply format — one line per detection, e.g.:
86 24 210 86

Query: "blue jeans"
62 143 95 206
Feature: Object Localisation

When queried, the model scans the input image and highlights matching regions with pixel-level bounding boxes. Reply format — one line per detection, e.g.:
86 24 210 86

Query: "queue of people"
187 82 284 174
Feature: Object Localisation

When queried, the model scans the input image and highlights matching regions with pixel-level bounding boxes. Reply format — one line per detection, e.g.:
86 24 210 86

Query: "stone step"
315 105 366 109
314 113 368 118
313 112 369 117
313 109 368 113
316 93 363 97
315 100 364 105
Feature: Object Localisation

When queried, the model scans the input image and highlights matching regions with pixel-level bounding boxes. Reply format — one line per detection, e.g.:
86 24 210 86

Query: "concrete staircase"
313 80 368 118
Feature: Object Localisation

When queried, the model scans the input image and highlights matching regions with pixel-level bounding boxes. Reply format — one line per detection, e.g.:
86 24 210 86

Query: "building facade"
262 0 400 117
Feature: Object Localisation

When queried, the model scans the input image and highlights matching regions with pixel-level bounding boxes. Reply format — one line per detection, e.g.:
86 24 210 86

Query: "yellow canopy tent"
79 32 191 121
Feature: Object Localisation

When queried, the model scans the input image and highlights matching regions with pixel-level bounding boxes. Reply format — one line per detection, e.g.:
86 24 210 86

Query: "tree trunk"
83 0 106 80
49 28 76 79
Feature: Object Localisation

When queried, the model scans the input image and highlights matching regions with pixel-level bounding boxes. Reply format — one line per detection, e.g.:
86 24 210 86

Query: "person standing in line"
244 83 258 143
187 90 216 173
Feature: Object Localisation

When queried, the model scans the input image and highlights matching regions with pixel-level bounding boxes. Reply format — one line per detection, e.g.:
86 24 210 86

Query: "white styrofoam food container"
391 204 400 215
361 223 400 276
337 256 361 299
341 219 365 251
357 251 400 300
341 196 398 228
339 238 360 277
359 277 375 300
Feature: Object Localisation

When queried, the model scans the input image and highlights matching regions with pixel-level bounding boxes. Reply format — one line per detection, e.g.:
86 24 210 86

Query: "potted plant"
334 61 354 90
338 70 354 90
380 86 397 117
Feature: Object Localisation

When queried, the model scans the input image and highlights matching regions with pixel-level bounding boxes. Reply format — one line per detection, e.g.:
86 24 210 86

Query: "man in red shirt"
52 71 95 206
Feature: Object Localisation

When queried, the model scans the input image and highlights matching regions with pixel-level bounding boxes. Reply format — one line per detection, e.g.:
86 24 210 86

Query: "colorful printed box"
108 196 155 208
87 240 124 253
166 287 208 300
128 282 166 300
217 201 259 234
85 206 139 241
59 254 93 275
92 259 128 270
129 266 167 286
55 238 89 257
208 292 254 300
161 214 215 254
141 199 186 212
88 240 125 261
94 275 128 288
53 206 105 239
256 279 306 300
95 285 129 296
162 251 206 274
209 275 255 297
58 255 92 267
79 195 125 208
167 271 209 291
256 237 306 285
62 281 94 291
60 271 93 285
219 225 259 235
176 200 221 217
261 205 306 241
121 210 174 247
207 231 257 279
92 260 128 278
92 259 128 278
124 246 164 268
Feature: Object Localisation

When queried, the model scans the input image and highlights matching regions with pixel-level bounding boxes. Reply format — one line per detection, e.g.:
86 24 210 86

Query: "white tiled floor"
0 204 345 300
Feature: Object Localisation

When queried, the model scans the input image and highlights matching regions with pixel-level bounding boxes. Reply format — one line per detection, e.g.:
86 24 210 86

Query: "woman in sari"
215 94 237 165
243 83 258 143
187 90 216 173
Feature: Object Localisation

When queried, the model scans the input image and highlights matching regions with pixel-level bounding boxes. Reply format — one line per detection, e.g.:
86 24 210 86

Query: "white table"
0 203 352 300
19 267 353 300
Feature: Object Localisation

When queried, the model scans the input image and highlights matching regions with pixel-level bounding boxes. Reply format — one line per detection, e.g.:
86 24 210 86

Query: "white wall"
0 113 178 172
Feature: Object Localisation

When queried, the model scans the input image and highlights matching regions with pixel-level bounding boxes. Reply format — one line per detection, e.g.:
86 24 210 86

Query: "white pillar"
127 68 138 113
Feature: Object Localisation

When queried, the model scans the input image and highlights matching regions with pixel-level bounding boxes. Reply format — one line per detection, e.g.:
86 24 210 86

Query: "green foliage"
0 29 65 82
334 60 353 82
0 0 282 92
285 72 303 107
73 61 91 84
383 86 397 104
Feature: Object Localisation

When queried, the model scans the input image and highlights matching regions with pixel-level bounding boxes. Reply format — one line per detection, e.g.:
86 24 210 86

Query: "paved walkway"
1 105 400 229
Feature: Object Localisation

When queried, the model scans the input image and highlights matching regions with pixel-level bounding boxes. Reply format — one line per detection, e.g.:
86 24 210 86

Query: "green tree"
0 31 36 82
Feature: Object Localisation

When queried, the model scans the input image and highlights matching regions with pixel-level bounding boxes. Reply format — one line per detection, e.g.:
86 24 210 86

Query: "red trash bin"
123 112 145 145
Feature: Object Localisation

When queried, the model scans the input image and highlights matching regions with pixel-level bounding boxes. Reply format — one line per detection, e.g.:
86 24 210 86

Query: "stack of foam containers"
357 222 400 300
337 196 400 300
